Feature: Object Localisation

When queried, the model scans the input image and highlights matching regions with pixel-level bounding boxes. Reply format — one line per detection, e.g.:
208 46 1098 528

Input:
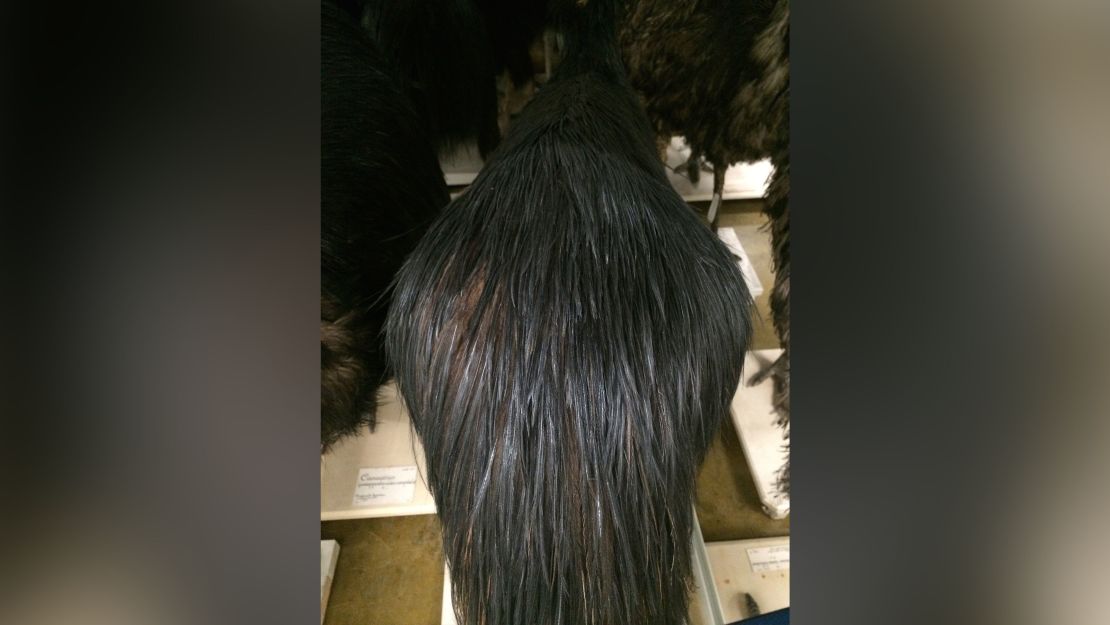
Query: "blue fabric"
728 607 789 625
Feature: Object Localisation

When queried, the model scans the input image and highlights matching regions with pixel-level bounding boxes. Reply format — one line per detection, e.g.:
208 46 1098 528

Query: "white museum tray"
732 349 790 519
320 383 436 520
718 226 765 297
705 536 790 622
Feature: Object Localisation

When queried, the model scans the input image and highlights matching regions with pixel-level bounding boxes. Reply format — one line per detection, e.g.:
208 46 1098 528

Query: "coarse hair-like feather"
386 1 753 622
321 0 448 452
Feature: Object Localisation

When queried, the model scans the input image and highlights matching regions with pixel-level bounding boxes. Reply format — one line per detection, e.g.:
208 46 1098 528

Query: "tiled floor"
321 199 789 625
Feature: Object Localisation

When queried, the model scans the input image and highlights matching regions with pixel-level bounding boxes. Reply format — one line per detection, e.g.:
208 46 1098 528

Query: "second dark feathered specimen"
321 0 448 452
747 0 790 492
619 0 776 215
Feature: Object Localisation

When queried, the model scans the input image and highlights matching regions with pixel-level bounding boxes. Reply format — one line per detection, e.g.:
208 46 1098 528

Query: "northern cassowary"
386 0 753 621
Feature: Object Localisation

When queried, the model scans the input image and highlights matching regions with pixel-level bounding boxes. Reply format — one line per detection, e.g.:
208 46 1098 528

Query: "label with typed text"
746 545 790 572
353 466 417 506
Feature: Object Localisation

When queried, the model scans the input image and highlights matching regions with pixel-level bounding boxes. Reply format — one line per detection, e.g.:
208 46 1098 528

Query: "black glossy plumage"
321 1 449 453
361 0 502 158
386 1 753 622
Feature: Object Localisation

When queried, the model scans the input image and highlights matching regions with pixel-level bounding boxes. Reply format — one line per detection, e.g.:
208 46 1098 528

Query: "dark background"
3 1 1108 623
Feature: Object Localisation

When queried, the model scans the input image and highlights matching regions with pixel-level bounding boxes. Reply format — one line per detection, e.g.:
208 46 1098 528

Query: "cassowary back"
387 1 752 622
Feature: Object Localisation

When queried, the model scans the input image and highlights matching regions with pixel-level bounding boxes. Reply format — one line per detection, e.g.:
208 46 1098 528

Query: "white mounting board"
440 143 485 187
732 349 790 519
705 536 790 622
320 540 340 624
440 510 724 625
440 137 773 203
663 137 773 203
717 226 764 297
320 383 437 520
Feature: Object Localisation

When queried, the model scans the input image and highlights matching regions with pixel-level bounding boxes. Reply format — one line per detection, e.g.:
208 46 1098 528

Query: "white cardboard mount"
320 384 436 520
717 226 765 297
704 536 790 621
732 349 790 519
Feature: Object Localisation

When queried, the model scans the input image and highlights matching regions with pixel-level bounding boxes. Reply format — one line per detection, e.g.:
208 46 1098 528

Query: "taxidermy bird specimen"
387 0 753 622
